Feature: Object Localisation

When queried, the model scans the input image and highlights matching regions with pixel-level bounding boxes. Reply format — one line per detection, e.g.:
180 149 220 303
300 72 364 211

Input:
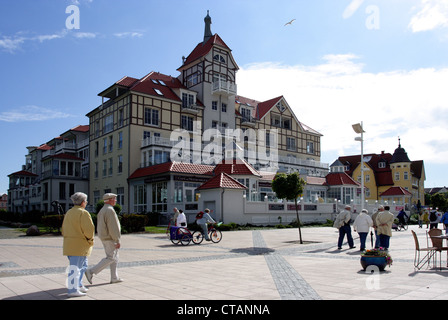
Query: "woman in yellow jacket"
61 192 95 297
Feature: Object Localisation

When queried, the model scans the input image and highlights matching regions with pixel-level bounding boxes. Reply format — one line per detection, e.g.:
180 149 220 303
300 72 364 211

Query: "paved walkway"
1 225 448 301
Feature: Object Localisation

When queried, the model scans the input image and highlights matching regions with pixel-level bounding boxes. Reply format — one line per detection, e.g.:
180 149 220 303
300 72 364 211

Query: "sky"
1 0 448 195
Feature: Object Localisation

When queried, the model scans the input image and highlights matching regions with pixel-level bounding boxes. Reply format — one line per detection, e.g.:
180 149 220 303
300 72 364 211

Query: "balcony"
241 116 257 127
212 79 237 96
181 103 200 114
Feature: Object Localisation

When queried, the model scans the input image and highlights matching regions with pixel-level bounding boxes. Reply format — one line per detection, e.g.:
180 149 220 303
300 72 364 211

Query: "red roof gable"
128 162 214 180
198 173 247 190
380 186 412 197
179 34 232 70
214 159 261 177
325 172 360 186
8 170 38 177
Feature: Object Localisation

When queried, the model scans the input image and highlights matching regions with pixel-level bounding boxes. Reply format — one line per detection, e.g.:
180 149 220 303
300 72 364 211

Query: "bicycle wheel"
192 230 204 244
180 234 191 246
209 228 222 243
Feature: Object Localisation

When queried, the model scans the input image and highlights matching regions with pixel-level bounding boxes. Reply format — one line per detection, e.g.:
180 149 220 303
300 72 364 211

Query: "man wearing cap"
376 205 394 249
85 193 123 284
333 204 356 250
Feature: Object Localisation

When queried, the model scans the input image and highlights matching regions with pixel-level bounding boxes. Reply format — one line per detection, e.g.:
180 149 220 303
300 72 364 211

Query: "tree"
271 172 306 244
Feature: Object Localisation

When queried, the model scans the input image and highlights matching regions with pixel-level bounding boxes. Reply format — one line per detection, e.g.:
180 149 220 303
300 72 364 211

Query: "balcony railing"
212 80 237 95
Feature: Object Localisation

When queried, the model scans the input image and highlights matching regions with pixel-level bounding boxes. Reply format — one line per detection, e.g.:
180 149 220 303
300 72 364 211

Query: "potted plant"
360 248 392 271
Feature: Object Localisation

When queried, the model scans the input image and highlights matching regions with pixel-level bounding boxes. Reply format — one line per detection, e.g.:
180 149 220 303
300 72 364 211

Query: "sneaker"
79 286 89 293
110 278 124 284
85 269 93 284
67 291 86 298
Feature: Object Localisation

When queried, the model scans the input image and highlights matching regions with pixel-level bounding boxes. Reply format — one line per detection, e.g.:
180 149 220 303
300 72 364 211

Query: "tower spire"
203 10 212 44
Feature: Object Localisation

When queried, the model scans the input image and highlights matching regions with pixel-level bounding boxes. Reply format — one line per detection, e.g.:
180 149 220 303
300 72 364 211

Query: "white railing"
212 80 237 95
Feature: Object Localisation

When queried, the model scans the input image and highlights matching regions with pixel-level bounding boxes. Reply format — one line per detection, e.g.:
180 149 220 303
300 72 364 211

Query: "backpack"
430 211 437 222
196 211 204 220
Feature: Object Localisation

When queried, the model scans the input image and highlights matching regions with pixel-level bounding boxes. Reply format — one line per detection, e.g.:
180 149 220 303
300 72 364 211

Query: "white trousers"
89 240 119 280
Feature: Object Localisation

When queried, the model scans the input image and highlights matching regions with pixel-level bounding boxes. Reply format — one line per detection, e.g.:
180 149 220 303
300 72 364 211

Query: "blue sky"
1 0 448 195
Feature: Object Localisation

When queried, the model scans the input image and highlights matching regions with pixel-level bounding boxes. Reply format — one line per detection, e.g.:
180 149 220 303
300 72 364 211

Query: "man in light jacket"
85 193 122 284
376 205 394 249
62 192 95 297
333 205 356 250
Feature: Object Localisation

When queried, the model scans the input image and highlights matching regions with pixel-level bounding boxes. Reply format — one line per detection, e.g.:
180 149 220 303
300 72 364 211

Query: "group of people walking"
61 192 122 298
61 192 218 297
333 205 395 251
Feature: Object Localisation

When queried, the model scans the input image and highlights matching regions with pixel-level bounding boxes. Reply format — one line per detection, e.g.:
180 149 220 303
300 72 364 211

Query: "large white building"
86 12 329 224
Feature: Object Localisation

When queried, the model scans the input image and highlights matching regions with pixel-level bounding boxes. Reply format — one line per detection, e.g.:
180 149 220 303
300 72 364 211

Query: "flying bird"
284 19 296 26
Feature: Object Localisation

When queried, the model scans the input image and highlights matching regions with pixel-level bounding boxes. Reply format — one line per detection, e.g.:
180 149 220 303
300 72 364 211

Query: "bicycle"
192 222 222 244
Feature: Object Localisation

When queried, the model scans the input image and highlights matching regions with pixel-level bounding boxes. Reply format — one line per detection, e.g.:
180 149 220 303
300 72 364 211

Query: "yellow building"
331 140 425 210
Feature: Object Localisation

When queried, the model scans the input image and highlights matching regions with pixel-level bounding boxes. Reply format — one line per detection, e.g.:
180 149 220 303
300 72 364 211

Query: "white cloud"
409 0 448 32
113 32 144 39
238 56 448 165
0 106 74 122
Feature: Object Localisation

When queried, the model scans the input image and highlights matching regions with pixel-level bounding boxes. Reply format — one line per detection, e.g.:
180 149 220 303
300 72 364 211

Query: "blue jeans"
338 225 354 248
378 234 390 249
67 256 88 294
358 232 368 250
199 223 210 240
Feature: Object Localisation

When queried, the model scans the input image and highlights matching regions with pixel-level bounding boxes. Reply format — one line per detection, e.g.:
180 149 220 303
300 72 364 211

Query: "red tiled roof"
198 173 247 190
128 162 214 180
325 172 360 186
214 159 261 177
380 186 412 197
37 144 53 151
8 170 38 177
178 34 231 69
70 125 89 133
44 153 85 161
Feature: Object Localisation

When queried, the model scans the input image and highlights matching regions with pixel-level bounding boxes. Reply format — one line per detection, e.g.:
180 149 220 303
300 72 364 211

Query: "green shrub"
120 214 148 233
42 215 64 232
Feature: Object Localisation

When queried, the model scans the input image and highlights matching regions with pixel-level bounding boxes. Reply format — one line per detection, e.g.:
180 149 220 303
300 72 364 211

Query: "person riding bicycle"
397 209 408 226
196 208 216 241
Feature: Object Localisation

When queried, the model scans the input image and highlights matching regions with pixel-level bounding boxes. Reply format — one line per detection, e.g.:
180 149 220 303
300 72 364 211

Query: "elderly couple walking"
61 192 122 297
333 204 394 251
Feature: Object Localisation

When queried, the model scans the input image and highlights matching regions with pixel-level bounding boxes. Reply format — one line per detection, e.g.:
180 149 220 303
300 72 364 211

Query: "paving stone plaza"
1 225 448 301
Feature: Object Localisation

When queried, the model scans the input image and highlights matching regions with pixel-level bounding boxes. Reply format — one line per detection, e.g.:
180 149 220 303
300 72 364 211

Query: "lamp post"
352 122 365 210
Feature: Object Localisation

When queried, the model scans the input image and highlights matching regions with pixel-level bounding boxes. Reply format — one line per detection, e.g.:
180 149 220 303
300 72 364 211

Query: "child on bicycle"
196 209 215 241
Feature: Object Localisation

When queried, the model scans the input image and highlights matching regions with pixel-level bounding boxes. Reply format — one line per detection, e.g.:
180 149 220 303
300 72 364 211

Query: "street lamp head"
352 123 365 134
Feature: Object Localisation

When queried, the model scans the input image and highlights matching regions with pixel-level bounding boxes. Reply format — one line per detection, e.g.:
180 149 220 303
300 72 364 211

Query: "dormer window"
213 54 226 63
378 161 386 168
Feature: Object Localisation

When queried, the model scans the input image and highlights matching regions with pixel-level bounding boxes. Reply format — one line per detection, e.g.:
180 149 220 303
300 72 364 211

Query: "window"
94 162 98 179
212 101 218 110
395 172 400 181
102 160 107 177
287 137 296 151
104 114 114 133
152 181 167 212
271 115 281 127
109 158 113 176
213 54 226 63
59 182 66 200
118 109 124 127
378 161 386 168
103 138 108 154
186 73 200 87
134 185 147 213
118 132 123 149
109 136 113 152
116 187 124 206
182 93 195 108
174 181 183 203
181 115 194 131
144 108 159 126
118 155 123 174
222 103 227 113
306 142 314 154
404 171 409 180
153 88 163 96
283 118 291 129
